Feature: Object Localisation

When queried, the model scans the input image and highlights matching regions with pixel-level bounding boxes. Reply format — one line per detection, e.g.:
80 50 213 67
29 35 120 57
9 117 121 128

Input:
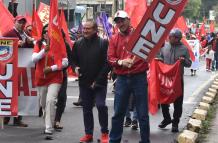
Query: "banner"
148 60 182 115
37 2 50 25
18 48 38 116
0 38 18 116
127 0 188 62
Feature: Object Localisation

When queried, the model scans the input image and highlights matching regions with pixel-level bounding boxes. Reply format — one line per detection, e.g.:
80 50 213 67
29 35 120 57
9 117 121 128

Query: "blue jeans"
109 73 150 143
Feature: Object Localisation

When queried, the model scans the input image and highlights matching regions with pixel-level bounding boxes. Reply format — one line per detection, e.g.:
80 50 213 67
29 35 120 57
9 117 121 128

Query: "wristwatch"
117 60 123 66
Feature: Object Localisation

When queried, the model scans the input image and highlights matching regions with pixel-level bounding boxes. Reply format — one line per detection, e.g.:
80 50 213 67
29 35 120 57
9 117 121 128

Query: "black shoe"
73 101 82 106
124 118 132 127
13 121 28 127
158 119 172 128
172 125 179 133
131 120 138 130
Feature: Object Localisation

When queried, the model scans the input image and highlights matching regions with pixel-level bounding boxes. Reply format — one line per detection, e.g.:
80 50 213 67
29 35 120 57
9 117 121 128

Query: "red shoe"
79 134 93 143
101 133 109 143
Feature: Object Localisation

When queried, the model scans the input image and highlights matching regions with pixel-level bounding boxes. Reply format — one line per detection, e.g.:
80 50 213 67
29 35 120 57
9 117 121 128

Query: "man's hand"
120 58 134 68
154 58 163 62
90 82 96 89
18 40 24 47
179 56 185 60
43 66 52 74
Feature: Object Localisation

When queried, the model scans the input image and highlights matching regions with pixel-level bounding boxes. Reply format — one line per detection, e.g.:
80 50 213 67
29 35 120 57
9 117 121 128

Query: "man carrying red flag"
157 29 192 132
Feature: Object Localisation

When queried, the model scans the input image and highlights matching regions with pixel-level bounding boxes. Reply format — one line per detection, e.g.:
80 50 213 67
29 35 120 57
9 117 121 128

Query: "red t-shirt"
33 44 63 86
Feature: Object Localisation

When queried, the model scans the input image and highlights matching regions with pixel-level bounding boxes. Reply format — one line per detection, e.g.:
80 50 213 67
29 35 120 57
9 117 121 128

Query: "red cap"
15 15 27 22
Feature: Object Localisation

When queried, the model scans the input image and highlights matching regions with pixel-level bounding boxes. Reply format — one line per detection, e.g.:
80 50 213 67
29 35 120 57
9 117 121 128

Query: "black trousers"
160 79 184 125
55 76 67 122
79 86 108 135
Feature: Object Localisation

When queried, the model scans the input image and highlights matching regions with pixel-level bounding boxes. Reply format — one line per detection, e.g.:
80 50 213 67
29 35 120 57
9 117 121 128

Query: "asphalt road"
0 59 217 143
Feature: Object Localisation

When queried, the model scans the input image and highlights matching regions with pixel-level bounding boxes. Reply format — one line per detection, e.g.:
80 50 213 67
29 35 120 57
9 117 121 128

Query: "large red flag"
148 60 182 115
0 1 14 36
60 9 73 47
125 0 147 28
48 0 66 68
32 8 43 40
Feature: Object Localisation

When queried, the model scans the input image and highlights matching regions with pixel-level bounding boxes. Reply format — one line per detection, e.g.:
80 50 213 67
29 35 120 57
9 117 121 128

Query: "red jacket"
108 28 148 75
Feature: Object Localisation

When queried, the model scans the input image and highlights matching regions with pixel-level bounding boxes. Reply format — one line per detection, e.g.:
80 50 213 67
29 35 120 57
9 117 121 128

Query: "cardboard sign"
127 0 188 62
0 38 18 116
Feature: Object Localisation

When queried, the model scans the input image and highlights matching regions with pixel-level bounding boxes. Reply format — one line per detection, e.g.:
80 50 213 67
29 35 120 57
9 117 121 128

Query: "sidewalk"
205 105 218 143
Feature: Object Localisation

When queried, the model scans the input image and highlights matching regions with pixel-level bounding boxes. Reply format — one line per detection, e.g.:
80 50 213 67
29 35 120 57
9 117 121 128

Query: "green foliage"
183 0 202 19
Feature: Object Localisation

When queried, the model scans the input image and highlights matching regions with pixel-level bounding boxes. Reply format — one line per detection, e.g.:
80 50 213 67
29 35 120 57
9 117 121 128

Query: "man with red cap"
108 10 150 143
2 15 30 127
3 15 33 48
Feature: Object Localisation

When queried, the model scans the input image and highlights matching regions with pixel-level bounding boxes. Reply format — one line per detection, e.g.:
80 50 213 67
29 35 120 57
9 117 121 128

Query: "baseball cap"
114 10 129 22
15 15 27 23
169 28 182 39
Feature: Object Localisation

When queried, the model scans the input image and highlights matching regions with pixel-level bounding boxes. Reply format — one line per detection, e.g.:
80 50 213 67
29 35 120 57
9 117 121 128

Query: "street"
0 59 216 143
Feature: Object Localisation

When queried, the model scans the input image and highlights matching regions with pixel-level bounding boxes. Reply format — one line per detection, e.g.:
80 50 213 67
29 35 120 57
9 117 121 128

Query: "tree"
183 0 202 20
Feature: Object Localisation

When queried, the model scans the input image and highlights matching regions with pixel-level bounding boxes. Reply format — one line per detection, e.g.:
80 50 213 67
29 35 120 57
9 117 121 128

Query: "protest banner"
127 0 188 62
18 48 38 116
148 60 182 115
0 38 18 116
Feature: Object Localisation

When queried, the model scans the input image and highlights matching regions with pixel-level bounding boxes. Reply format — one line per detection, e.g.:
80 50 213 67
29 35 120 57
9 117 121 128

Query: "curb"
177 74 218 143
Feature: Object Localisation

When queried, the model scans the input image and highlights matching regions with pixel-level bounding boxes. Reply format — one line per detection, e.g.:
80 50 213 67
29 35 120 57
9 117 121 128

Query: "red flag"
32 8 43 40
181 38 195 61
125 0 147 28
148 60 182 115
0 1 14 36
60 9 73 47
48 0 66 68
174 16 188 33
210 21 215 33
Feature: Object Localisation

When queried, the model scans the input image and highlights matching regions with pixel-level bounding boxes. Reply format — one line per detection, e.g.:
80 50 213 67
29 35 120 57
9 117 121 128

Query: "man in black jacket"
71 19 110 143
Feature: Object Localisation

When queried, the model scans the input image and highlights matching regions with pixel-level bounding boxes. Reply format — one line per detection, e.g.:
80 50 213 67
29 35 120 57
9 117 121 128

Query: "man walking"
108 10 150 143
71 19 110 143
157 29 192 132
